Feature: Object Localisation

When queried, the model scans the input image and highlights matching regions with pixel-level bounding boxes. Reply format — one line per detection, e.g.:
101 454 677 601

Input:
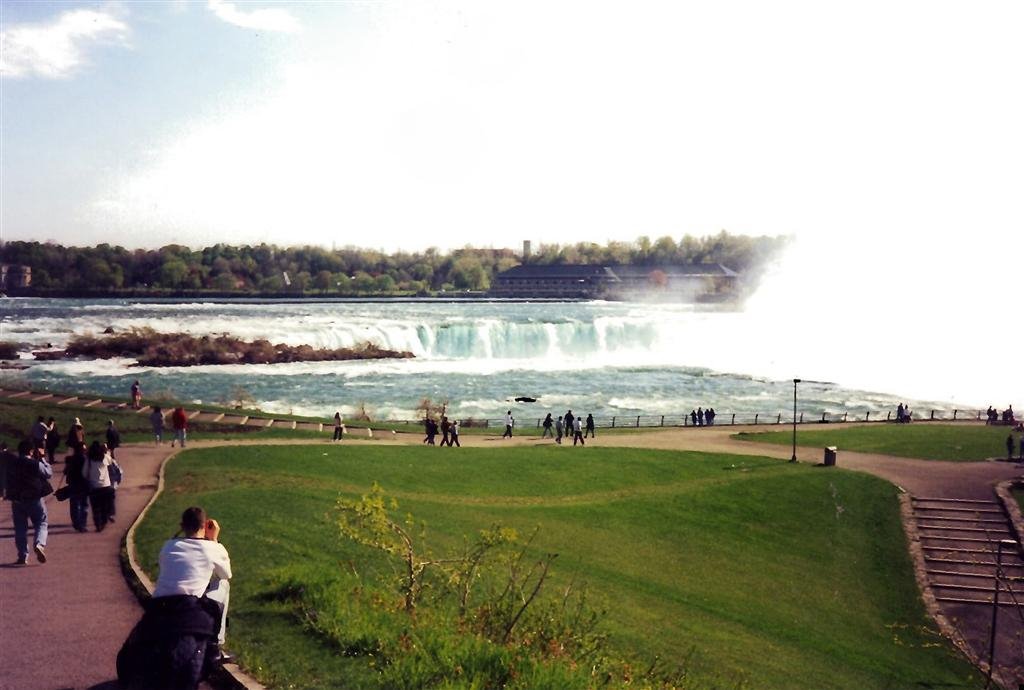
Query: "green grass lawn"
134 445 981 689
734 423 1014 461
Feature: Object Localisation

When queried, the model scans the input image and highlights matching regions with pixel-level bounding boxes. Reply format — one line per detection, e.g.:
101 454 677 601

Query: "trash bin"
823 446 837 466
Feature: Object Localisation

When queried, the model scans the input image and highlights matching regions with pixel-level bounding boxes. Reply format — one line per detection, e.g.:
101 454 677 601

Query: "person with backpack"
4 440 53 565
118 506 233 689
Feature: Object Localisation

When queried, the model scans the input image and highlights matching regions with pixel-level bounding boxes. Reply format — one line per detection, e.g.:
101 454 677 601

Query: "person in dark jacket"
45 417 61 463
440 416 451 446
585 414 596 438
64 445 90 532
66 417 85 451
5 440 53 565
106 419 122 460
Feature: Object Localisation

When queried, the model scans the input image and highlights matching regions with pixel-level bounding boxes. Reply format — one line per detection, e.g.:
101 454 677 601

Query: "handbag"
109 461 123 485
55 484 71 501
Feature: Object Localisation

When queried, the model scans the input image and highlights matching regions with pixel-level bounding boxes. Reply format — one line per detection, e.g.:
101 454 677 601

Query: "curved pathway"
2 424 1022 689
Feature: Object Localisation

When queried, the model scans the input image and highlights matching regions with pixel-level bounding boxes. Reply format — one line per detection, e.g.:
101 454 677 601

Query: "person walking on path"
585 413 595 438
171 407 188 448
423 418 437 445
450 419 461 447
1007 434 1016 462
4 440 52 565
690 409 698 427
106 420 122 460
555 415 563 444
503 410 514 438
84 441 116 531
63 444 90 532
45 416 60 463
564 410 575 437
130 379 142 410
31 415 49 449
542 413 554 438
697 407 704 427
66 417 85 451
440 416 451 446
573 416 585 446
332 411 344 441
150 406 165 445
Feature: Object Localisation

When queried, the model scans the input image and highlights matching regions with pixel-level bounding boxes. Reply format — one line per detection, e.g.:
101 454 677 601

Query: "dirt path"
3 426 1021 689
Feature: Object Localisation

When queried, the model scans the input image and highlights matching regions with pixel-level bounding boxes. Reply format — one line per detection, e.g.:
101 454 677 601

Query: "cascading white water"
1 293 1007 419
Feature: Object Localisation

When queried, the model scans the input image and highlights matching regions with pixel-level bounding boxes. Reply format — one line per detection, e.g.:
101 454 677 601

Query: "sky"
1 1 1023 255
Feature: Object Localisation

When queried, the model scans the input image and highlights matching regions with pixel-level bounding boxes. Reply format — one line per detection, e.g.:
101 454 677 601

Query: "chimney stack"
523 240 532 263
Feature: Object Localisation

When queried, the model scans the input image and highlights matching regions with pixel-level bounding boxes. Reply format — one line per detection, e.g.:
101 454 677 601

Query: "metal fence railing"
388 409 994 429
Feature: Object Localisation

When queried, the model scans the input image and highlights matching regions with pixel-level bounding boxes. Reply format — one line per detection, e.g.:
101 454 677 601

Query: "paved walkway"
2 423 1022 688
0 443 175 690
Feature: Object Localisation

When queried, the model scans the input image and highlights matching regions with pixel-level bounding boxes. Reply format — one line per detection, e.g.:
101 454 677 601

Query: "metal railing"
394 409 992 429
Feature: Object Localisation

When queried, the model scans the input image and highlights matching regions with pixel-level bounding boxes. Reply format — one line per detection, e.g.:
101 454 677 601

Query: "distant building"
491 263 736 301
0 264 31 290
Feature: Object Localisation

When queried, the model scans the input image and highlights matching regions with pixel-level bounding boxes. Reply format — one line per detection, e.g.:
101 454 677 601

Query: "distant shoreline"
1 291 738 306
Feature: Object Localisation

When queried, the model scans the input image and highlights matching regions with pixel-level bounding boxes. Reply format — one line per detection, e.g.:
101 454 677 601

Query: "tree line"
0 232 786 295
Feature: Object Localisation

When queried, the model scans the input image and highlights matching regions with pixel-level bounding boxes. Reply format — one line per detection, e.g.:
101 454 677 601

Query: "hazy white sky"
2 1 1022 253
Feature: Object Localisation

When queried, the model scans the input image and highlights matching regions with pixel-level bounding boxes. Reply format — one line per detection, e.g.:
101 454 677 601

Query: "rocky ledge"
31 328 413 367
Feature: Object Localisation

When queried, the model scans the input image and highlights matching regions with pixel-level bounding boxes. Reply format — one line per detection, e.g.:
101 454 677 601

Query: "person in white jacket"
153 506 233 648
83 441 116 531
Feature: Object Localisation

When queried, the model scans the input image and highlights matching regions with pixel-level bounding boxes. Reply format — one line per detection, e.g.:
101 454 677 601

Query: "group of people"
540 411 595 445
422 415 461 446
2 415 125 565
895 403 913 423
148 405 191 447
6 409 233 686
987 405 1017 426
689 407 717 426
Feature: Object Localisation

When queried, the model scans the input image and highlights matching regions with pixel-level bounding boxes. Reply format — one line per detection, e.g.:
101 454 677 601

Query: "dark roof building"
491 263 736 301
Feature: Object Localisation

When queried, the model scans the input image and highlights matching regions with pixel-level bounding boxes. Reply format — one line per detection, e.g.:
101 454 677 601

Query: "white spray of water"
739 233 1022 407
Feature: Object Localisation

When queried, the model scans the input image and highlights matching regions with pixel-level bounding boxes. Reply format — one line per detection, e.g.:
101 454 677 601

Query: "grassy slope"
135 445 980 690
0 397 321 449
734 424 1013 461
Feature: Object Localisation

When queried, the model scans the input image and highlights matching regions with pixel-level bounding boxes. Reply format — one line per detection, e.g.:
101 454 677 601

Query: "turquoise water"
0 298 965 423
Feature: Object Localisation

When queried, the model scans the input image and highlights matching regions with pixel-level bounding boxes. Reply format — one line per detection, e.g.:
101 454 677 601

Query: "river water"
0 298 974 421
0 297 978 423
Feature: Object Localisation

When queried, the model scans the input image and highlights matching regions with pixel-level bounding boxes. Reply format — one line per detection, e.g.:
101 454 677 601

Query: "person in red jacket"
171 407 189 448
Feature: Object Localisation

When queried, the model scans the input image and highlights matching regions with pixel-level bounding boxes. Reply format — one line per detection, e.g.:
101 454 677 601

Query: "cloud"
0 8 129 79
207 0 300 33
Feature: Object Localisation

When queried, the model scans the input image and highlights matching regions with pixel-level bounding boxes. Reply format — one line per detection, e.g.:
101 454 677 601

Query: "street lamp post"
790 378 801 462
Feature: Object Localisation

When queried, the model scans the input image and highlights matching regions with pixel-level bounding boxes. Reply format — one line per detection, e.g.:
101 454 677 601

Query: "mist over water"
2 283 1001 421
742 234 1021 407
